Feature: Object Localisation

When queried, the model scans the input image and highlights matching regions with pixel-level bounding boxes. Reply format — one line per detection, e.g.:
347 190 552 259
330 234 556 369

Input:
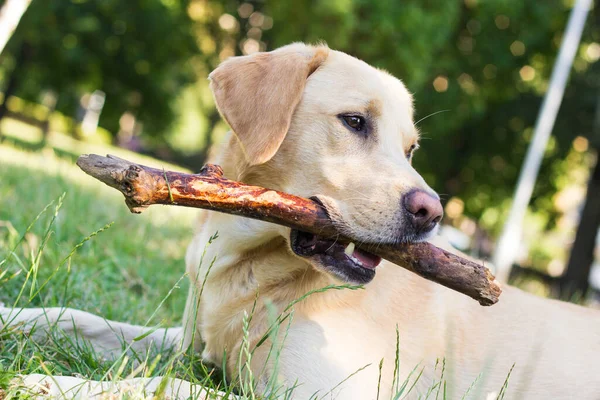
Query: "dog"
2 43 600 399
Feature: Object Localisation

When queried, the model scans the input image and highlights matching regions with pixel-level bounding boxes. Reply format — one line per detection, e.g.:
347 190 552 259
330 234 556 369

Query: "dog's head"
209 43 443 285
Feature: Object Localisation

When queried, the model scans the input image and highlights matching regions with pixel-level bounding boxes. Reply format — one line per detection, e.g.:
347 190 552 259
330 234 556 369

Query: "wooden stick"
76 154 502 306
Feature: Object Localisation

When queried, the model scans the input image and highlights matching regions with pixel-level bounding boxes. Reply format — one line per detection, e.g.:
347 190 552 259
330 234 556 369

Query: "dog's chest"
268 307 435 399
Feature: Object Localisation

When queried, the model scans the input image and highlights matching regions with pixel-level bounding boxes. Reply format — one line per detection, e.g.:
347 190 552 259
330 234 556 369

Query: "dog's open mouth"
290 229 382 284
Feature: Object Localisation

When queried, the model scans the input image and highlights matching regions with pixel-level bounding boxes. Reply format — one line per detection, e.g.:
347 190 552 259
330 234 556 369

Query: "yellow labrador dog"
3 43 600 399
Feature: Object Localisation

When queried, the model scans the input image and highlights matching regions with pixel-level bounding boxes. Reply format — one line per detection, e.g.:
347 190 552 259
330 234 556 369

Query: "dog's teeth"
344 242 355 256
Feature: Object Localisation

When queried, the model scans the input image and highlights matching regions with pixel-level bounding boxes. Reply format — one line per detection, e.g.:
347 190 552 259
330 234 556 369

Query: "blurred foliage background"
1 0 599 299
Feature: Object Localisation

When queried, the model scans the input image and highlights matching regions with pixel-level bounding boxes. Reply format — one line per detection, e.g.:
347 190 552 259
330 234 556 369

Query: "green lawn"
0 142 195 325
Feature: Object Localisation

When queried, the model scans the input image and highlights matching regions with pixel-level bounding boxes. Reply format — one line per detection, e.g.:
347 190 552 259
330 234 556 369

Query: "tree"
561 93 600 298
0 0 198 136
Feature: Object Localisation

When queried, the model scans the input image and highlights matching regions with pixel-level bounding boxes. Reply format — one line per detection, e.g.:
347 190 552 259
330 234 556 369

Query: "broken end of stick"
77 154 161 214
480 281 502 306
440 246 502 306
476 267 502 306
394 242 503 306
76 154 130 189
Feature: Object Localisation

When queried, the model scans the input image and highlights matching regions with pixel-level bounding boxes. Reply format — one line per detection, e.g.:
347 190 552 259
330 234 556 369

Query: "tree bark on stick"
76 154 502 306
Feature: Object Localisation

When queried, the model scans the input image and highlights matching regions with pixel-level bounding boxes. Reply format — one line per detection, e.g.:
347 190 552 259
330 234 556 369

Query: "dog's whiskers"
414 109 450 126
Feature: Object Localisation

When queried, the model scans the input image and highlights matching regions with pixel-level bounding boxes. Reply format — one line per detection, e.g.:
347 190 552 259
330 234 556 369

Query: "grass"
0 141 202 392
0 143 195 325
0 138 512 399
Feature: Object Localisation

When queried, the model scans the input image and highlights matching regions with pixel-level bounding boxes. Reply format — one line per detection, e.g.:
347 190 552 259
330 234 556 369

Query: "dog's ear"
209 43 329 165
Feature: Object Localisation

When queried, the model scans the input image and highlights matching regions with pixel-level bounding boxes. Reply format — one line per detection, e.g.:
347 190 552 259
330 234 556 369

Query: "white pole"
0 0 32 55
492 0 592 282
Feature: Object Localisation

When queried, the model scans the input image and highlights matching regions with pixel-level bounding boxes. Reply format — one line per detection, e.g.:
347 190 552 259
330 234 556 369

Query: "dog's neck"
187 142 344 370
187 209 340 369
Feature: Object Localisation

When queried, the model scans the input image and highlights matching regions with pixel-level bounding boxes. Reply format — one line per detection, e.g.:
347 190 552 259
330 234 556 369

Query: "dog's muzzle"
289 229 381 284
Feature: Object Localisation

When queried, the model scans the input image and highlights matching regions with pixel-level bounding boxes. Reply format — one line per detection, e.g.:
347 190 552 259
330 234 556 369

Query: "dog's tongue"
352 248 382 269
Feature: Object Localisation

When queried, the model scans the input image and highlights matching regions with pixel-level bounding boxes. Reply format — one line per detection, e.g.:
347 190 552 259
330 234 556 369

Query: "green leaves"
4 0 197 136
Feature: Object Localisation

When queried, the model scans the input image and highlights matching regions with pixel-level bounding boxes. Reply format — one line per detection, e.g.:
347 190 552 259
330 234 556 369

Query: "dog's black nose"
403 190 443 232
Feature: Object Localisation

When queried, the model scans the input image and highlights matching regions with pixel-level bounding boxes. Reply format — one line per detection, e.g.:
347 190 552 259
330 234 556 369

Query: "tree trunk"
561 91 600 300
561 147 600 299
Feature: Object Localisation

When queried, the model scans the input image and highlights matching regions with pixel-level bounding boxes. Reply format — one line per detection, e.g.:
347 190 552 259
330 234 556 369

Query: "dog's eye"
406 144 418 160
340 115 367 134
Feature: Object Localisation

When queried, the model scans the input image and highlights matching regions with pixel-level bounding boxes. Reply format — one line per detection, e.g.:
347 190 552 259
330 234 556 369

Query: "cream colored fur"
2 43 600 399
